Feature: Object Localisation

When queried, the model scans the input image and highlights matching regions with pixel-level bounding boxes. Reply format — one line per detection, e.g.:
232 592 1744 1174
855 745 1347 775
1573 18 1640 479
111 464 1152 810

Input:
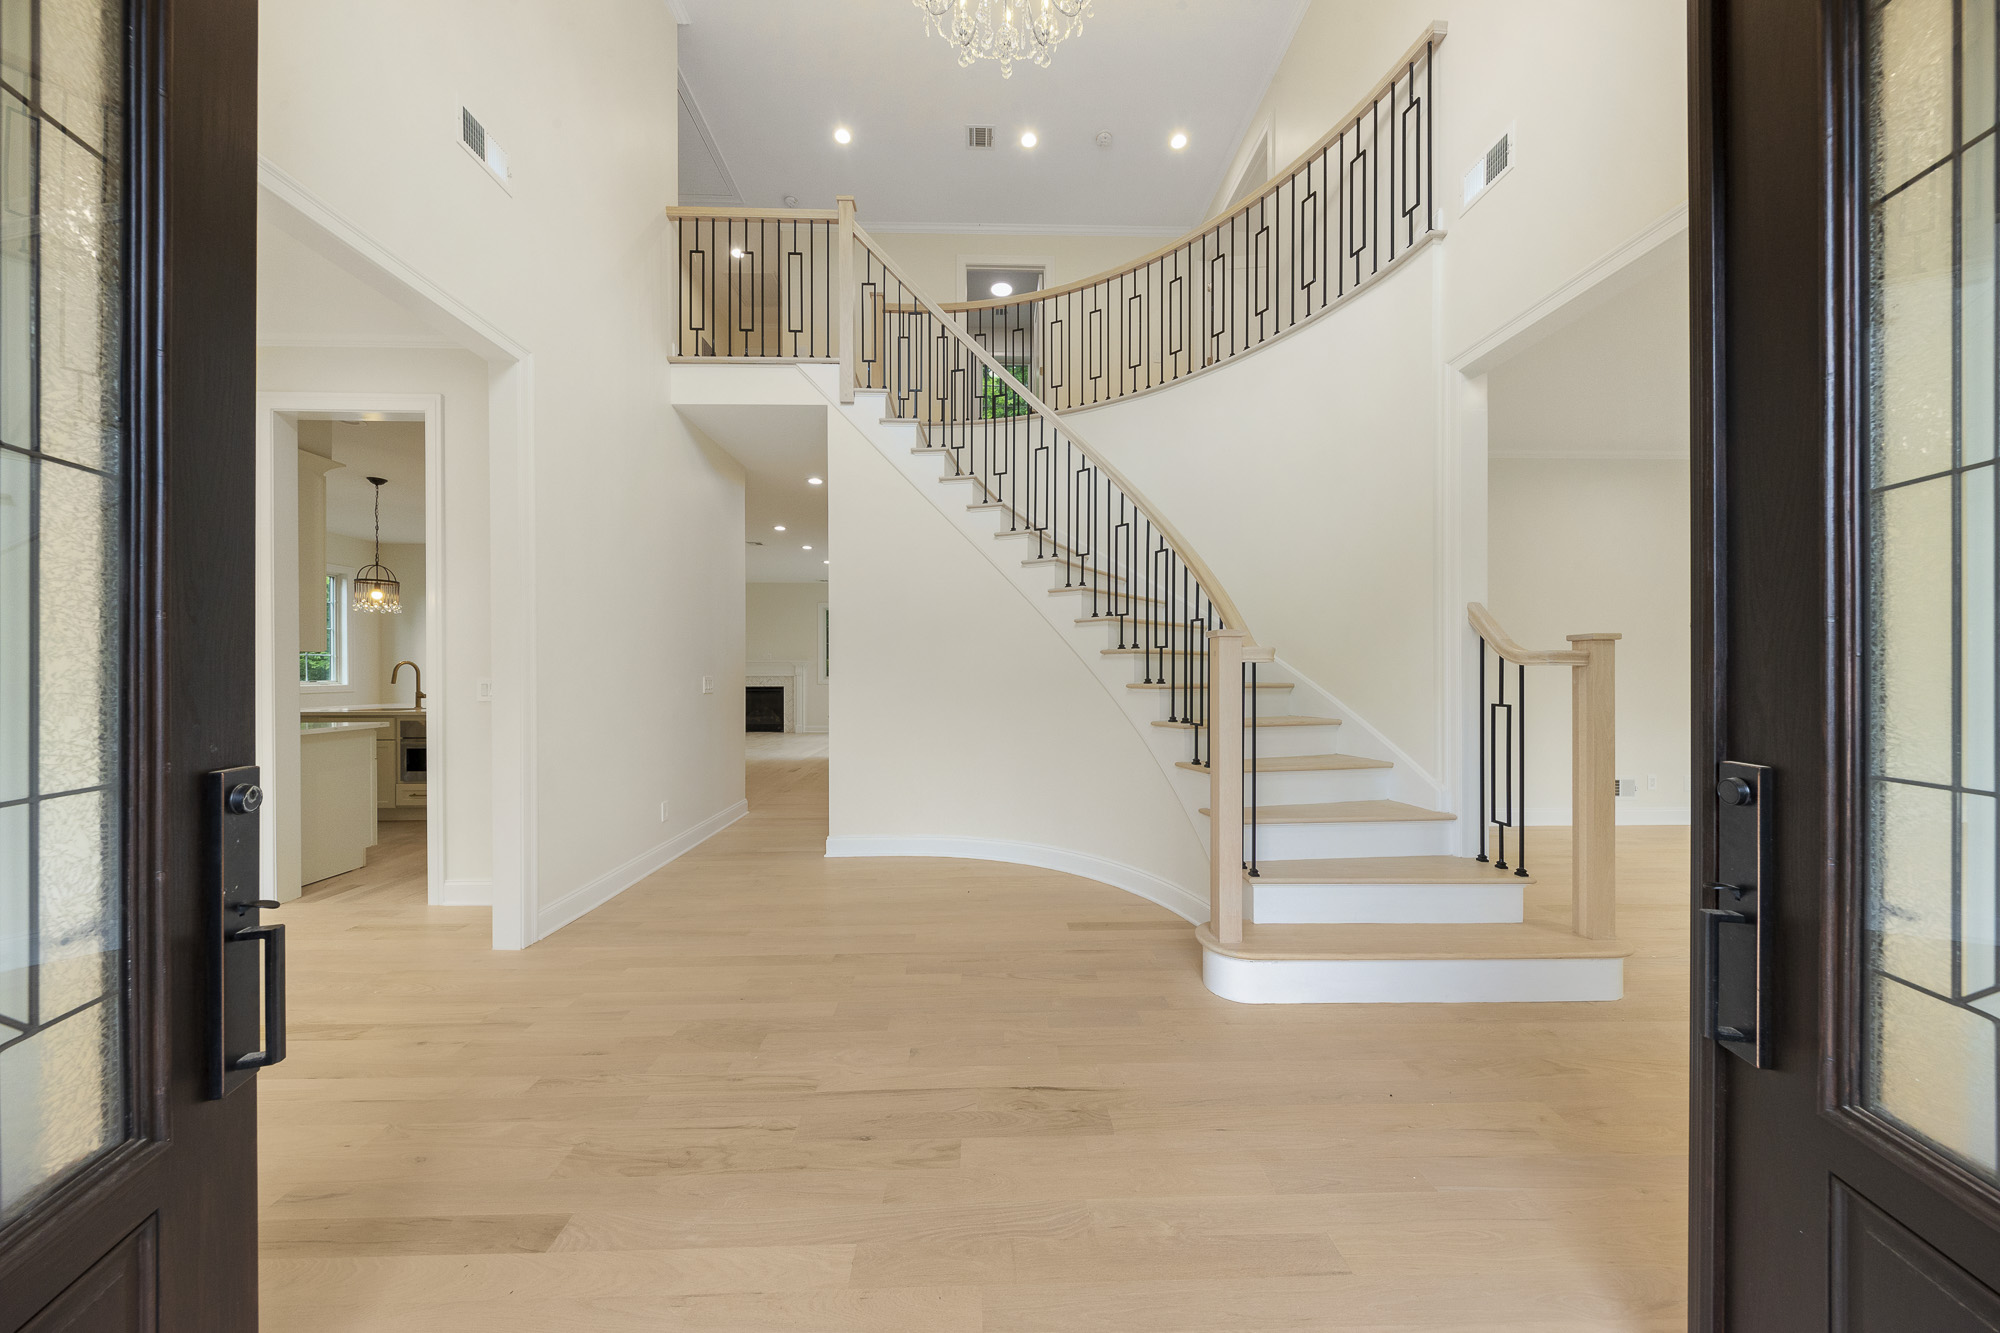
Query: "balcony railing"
941 22 1444 412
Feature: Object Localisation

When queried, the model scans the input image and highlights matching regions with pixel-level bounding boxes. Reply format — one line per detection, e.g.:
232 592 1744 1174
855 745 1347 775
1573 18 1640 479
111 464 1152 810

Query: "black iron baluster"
1516 662 1529 877
1248 657 1260 878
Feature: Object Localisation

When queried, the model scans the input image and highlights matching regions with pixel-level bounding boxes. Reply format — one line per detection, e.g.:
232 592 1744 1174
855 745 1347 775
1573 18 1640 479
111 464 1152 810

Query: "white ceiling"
301 420 428 545
673 0 1306 231
676 403 830 583
1487 241 1691 459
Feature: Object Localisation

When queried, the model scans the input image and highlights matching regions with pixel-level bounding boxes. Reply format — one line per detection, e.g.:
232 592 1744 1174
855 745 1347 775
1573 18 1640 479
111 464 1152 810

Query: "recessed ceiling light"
822 559 829 565
990 281 1013 297
833 126 851 144
730 246 745 258
807 476 823 485
1020 130 1037 148
1170 132 1188 151
803 545 812 551
774 525 786 532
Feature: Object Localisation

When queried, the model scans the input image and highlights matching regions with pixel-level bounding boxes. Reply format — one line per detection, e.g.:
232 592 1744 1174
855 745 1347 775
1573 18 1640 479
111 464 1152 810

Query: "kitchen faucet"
391 661 425 709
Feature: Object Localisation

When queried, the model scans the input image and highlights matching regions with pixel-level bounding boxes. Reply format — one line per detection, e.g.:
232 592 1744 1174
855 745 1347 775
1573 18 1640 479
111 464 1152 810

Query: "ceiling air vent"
459 105 512 193
966 125 996 149
1461 128 1514 211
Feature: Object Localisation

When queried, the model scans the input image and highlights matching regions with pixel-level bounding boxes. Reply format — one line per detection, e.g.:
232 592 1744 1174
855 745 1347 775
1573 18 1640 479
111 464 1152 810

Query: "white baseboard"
797 725 829 735
1202 950 1625 1003
437 878 492 906
537 799 749 939
1526 806 1691 827
824 834 1208 923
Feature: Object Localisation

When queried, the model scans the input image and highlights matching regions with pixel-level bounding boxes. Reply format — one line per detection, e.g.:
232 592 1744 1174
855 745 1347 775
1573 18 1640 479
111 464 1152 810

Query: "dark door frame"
0 0 261 1324
1691 0 2000 1326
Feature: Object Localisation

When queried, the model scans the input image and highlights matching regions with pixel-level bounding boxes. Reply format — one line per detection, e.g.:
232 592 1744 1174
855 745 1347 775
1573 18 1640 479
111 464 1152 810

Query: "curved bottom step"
1196 923 1631 1004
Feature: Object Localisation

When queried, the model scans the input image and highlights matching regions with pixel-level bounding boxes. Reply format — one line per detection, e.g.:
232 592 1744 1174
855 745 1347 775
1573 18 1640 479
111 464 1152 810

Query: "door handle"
228 923 286 1071
207 764 285 1097
1705 761 1774 1067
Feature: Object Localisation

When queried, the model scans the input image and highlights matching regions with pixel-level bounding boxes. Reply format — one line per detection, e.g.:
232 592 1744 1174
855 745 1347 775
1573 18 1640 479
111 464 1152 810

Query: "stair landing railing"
1467 603 1620 941
939 22 1445 413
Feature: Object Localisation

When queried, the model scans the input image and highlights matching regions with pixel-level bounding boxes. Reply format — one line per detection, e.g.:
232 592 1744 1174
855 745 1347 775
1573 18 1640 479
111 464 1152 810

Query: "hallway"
258 736 1689 1331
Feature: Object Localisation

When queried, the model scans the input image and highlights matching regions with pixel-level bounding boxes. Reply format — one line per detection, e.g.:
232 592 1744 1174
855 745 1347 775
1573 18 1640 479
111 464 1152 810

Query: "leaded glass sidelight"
1863 0 2000 1182
0 0 128 1225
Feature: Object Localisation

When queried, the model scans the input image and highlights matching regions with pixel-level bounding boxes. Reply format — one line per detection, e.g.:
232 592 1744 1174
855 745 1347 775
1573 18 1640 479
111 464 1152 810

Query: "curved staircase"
666 21 1633 1003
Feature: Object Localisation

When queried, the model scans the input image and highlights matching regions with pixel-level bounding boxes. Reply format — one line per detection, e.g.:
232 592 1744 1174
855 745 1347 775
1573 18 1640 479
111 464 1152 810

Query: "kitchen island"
300 719 390 884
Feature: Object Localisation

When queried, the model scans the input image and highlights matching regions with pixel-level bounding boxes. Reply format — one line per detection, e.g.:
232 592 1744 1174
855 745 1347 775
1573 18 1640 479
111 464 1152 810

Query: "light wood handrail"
941 22 1448 316
1466 603 1588 666
851 221 1257 645
665 204 841 221
1467 603 1621 941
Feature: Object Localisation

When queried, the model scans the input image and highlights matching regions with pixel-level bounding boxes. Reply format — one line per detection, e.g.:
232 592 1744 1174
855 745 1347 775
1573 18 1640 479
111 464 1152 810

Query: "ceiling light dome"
914 0 1092 79
990 281 1013 297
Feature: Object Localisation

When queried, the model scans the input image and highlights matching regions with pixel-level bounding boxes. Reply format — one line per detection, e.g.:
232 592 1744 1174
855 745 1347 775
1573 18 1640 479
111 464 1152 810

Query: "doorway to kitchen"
255 395 463 912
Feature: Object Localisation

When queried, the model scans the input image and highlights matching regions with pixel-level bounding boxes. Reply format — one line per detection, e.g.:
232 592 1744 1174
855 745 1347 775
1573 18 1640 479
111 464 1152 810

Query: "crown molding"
860 220 1186 237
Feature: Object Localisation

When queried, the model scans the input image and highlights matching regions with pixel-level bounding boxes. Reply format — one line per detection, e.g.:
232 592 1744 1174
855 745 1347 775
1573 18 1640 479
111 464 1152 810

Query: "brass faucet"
391 661 425 710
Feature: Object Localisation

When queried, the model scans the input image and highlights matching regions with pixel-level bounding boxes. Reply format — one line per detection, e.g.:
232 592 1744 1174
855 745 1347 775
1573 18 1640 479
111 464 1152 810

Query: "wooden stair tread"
1174 753 1386 773
1052 587 1174 605
1155 715 1341 730
1246 855 1534 885
1136 680 1292 692
1195 921 1632 962
1197 799 1456 824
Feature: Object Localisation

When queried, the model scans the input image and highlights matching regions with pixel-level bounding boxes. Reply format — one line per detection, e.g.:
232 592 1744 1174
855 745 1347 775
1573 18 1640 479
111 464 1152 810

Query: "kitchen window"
300 570 347 686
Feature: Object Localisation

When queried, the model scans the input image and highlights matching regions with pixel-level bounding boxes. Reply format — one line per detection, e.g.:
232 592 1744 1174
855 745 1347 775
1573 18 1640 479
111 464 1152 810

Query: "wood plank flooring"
259 731 1690 1331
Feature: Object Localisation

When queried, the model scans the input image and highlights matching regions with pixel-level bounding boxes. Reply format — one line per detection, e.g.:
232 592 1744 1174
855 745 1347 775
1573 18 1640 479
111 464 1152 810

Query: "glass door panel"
1864 0 2000 1185
0 0 126 1226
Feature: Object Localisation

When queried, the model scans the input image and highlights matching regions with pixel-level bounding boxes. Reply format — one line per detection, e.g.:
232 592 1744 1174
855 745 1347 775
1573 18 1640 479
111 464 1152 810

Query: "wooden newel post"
1208 629 1247 945
836 195 857 405
1568 632 1620 940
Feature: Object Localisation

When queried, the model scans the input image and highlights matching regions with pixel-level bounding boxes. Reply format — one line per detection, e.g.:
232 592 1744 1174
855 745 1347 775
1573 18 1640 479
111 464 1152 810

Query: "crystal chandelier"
914 0 1093 78
352 476 403 614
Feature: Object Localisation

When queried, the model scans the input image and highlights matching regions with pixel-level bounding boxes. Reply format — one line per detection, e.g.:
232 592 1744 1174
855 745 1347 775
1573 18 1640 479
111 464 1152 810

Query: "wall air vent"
459 105 512 193
1461 127 1514 212
966 125 996 149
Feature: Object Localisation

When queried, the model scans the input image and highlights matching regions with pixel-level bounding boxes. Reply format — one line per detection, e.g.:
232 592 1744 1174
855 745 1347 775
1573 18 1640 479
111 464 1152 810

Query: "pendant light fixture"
352 476 403 614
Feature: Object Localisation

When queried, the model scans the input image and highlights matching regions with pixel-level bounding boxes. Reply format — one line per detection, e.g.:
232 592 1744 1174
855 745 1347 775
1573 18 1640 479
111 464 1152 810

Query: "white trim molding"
537 798 749 938
439 878 493 906
1202 950 1625 1004
824 835 1207 923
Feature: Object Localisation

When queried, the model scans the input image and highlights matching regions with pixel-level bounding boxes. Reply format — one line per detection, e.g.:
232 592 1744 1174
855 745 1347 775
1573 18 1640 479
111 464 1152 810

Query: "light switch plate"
701 676 715 695
476 680 494 702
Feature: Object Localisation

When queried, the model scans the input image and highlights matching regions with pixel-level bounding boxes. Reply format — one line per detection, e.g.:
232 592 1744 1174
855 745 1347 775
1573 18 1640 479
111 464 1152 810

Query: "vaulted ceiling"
674 0 1307 231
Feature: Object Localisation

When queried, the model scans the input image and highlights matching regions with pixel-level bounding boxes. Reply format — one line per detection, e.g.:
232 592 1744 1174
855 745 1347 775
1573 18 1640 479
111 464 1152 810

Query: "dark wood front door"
1695 0 2000 1326
0 0 259 1328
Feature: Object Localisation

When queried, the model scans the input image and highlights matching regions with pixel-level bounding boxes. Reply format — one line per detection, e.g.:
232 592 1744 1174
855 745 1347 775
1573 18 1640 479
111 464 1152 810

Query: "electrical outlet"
476 680 494 702
1648 774 1658 791
659 800 669 822
701 676 715 695
1615 777 1639 797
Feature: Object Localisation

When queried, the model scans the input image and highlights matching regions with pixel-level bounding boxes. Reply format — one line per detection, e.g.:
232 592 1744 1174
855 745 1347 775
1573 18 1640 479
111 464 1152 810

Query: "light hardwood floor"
260 735 1690 1331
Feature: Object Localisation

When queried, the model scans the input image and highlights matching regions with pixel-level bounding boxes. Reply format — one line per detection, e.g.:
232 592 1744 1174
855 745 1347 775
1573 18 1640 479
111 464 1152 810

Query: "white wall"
260 2 747 945
865 231 1168 302
1210 0 1687 360
745 582 829 733
827 406 1209 903
1489 458 1690 823
1070 259 1449 783
308 533 426 706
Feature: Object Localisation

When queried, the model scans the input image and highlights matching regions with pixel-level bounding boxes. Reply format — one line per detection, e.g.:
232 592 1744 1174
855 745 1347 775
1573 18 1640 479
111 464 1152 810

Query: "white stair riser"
1188 767 1392 806
1246 880 1523 925
1239 820 1456 860
1194 726 1347 759
1202 951 1625 1003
